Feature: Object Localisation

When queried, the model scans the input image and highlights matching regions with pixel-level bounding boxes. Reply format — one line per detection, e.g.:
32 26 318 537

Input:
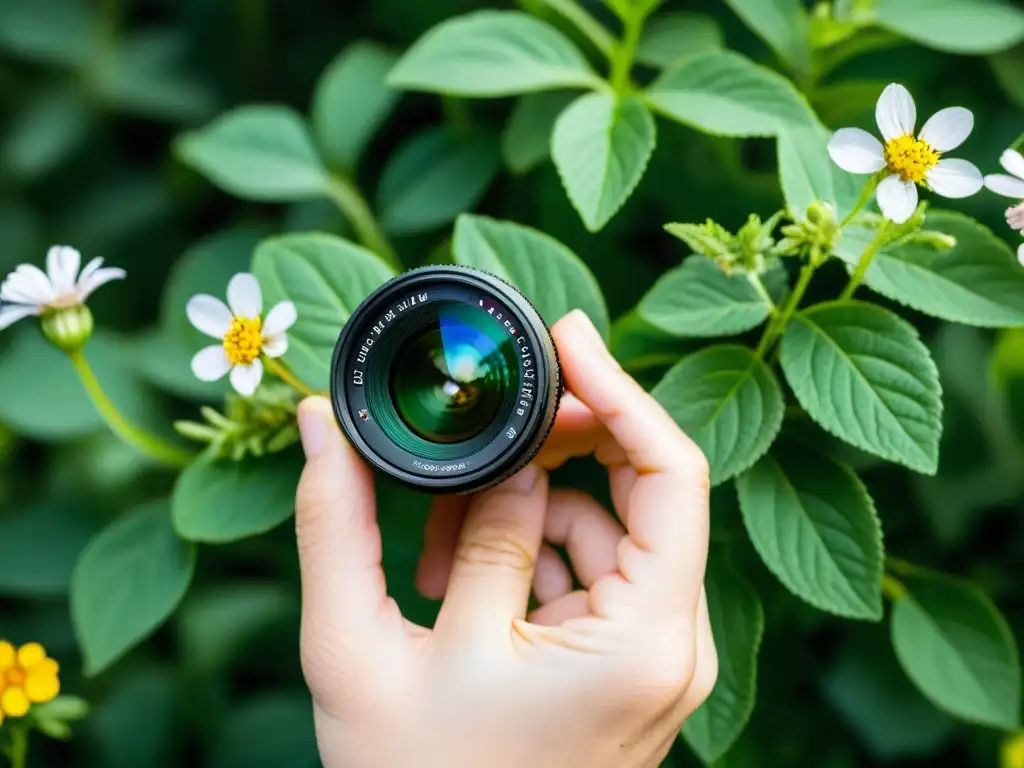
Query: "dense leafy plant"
3 0 1024 766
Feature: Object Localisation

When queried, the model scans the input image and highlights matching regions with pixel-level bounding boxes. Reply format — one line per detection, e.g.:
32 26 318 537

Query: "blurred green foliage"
2 0 1024 766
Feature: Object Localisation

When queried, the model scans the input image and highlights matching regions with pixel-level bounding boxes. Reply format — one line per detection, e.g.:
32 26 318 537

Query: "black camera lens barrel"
329 265 561 494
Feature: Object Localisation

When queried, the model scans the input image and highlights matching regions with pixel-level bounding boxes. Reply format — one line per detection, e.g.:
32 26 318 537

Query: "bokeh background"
1 0 1023 766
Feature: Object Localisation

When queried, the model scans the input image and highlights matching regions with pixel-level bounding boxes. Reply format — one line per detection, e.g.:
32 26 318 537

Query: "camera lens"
330 266 561 494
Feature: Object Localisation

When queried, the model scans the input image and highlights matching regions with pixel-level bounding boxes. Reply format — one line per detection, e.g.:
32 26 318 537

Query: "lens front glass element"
387 302 518 447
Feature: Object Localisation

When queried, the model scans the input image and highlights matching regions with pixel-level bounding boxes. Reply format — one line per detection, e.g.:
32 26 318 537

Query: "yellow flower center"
5 668 24 686
884 134 940 183
222 317 263 366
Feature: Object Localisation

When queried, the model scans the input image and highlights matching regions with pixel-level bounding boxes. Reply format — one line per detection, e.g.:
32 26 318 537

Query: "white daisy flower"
186 273 297 397
0 245 125 331
983 149 1024 239
828 83 983 224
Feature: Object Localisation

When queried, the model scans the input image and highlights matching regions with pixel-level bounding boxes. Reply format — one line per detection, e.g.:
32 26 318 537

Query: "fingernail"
297 403 328 458
502 464 540 494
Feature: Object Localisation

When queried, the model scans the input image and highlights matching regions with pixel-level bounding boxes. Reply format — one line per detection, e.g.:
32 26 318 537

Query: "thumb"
434 465 548 643
295 396 388 654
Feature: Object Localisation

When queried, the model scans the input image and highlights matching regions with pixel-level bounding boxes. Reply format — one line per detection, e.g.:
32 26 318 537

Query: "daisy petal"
227 273 263 319
1018 243 1024 268
230 359 264 396
5 264 55 304
926 158 984 199
918 107 973 152
186 295 233 338
0 303 39 330
77 257 104 286
262 334 288 358
1000 149 1024 180
828 128 886 174
876 83 916 141
263 301 297 336
985 173 1024 199
77 267 126 301
876 174 919 224
0 276 44 306
191 345 232 382
46 245 81 295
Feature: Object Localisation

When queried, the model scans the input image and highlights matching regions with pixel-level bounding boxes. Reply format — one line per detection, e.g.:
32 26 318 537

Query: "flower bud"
1006 203 1024 232
41 305 93 353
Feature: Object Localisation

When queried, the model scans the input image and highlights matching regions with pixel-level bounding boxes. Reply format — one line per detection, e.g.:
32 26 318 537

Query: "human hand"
294 309 716 768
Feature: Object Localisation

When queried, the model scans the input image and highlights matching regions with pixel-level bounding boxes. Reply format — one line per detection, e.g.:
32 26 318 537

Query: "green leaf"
636 12 724 69
130 327 227 403
0 499 97 597
2 86 92 182
645 50 814 137
722 0 811 72
835 211 1024 327
652 345 784 485
171 453 303 543
780 301 943 474
311 40 400 171
209 694 319 768
502 91 575 174
992 45 1024 108
891 566 1021 729
71 500 196 675
736 438 884 620
0 0 94 67
777 121 863 218
874 0 1024 55
681 555 764 764
87 667 178 768
387 10 601 96
175 106 328 202
452 214 610 338
252 232 396 390
0 328 161 442
637 256 785 338
551 92 656 232
377 127 501 235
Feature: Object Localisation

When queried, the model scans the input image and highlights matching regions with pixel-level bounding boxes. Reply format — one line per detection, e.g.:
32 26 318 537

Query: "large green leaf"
874 0 1024 55
891 566 1021 730
252 232 396 390
387 10 601 96
992 45 1024 107
636 12 724 69
175 106 328 202
0 0 94 67
736 438 884 620
0 328 161 442
502 91 575 174
377 127 501 235
645 50 814 137
2 86 92 182
780 301 943 474
0 499 97 597
452 214 610 338
311 40 400 171
777 121 863 218
71 500 196 675
171 452 303 543
551 92 656 232
652 345 784 485
835 211 1024 327
722 0 810 72
681 555 763 764
637 256 785 337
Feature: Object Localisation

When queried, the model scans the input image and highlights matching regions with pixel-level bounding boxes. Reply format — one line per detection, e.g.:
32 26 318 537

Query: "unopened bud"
806 201 836 227
41 305 93 353
1006 203 1024 232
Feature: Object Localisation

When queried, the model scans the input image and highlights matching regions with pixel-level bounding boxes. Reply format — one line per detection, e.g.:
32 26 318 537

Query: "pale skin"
294 309 717 768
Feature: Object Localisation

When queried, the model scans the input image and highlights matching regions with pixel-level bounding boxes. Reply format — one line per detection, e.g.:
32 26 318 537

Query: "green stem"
756 263 817 358
5 725 28 768
882 572 908 601
1013 130 1024 153
747 272 777 316
541 0 615 56
838 173 880 228
609 8 643 93
840 219 889 300
263 356 316 398
324 177 401 271
68 349 194 468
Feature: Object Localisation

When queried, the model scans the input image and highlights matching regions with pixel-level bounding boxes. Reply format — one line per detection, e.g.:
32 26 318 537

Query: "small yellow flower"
0 641 60 725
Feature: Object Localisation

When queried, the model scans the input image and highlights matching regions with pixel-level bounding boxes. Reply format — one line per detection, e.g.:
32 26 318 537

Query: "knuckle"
625 634 697 704
455 515 535 574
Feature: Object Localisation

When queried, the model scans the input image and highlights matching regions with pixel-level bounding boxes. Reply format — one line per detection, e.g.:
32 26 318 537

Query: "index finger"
551 311 710 616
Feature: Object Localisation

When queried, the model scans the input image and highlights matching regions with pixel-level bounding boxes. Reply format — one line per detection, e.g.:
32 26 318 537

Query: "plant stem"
541 0 615 56
882 572 908 601
324 177 401 271
263 356 316 398
747 272 777 316
838 174 880 228
68 349 194 468
756 263 817 358
609 8 643 93
5 724 28 768
840 219 889 300
1013 130 1024 153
